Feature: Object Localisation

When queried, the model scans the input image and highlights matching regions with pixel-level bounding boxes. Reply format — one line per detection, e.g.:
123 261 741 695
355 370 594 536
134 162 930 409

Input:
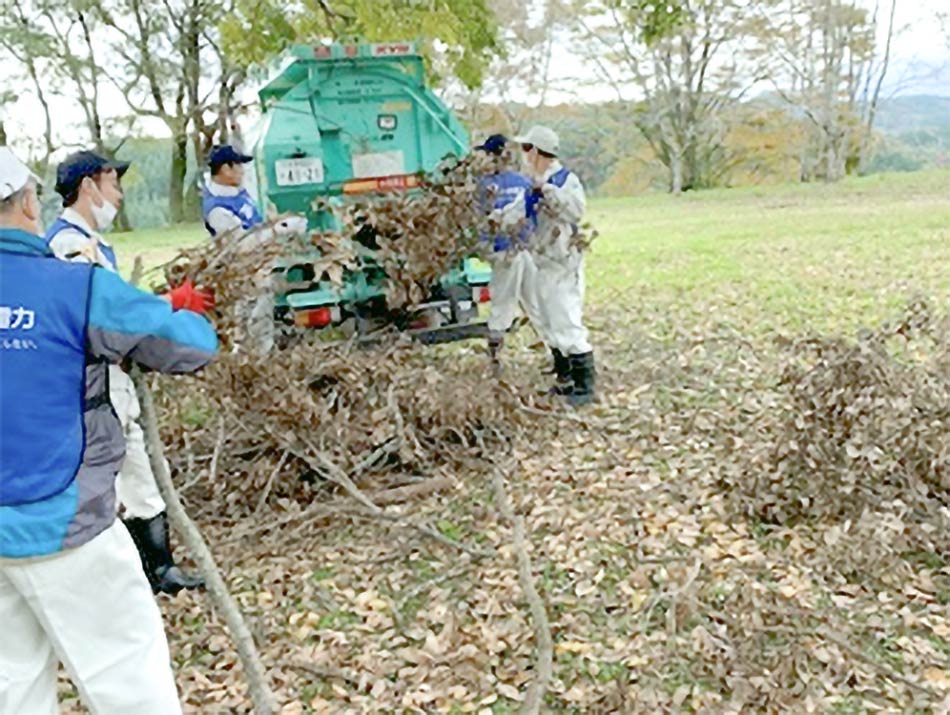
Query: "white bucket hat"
0 147 40 200
511 125 560 157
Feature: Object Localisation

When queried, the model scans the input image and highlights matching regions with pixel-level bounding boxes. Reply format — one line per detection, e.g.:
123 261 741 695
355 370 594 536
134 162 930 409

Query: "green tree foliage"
614 0 692 44
221 0 499 89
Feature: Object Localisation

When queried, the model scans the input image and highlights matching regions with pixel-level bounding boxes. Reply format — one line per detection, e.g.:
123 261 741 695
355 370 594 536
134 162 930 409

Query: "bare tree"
755 0 895 182
451 0 568 135
571 0 762 193
24 1 142 227
855 0 897 174
0 0 56 170
90 0 240 223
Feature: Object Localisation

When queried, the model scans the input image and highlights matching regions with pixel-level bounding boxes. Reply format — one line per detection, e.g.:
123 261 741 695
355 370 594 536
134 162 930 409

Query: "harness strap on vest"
84 391 111 411
45 218 92 246
549 167 571 188
525 167 577 229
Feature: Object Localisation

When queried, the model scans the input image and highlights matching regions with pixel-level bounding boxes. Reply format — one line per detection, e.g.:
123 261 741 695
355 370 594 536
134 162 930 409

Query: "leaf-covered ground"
66 170 950 713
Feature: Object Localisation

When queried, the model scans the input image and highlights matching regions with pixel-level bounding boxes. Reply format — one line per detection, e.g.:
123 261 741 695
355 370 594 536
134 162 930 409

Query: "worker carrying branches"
475 133 545 369
514 125 596 407
45 150 212 595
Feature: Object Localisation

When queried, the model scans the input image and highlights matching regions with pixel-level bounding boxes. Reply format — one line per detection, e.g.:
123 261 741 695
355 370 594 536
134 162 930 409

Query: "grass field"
106 170 950 713
586 168 950 335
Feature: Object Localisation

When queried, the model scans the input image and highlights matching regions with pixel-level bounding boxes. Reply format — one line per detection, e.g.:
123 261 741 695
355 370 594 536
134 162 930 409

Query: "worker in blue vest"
511 125 595 406
0 146 217 712
46 150 211 595
202 144 263 237
201 144 308 353
475 134 545 370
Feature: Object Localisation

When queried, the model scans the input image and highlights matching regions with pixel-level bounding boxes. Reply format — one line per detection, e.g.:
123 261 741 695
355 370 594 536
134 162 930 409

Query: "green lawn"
115 169 950 335
110 223 206 280
585 169 950 336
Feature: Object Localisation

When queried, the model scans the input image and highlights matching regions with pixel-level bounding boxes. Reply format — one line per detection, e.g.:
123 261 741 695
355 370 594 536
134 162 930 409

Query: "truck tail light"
294 307 333 328
474 287 491 304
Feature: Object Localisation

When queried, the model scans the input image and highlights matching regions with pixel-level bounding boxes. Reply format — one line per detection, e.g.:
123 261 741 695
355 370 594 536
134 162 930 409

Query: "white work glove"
273 215 308 237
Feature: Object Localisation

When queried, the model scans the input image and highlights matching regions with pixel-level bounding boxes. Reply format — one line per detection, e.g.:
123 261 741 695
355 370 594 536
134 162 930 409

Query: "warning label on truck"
351 150 405 179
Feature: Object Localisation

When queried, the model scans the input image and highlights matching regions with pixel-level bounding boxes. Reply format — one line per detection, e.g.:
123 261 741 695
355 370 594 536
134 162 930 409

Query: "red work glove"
164 278 215 314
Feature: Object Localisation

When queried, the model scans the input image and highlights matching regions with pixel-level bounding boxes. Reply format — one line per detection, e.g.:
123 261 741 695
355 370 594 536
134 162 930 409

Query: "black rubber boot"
488 334 503 377
549 348 574 395
566 352 596 407
123 512 205 595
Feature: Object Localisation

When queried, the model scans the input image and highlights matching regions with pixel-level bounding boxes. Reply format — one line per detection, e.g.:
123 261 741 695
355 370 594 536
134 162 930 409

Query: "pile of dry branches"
151 158 548 522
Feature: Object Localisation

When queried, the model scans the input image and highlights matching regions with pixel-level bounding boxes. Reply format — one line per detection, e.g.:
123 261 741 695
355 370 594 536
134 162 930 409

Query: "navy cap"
54 151 131 200
208 144 253 171
476 134 508 156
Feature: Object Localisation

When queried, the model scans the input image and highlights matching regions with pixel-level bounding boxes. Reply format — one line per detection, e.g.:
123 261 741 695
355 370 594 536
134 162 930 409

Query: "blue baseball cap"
476 134 508 155
208 144 254 171
54 151 130 201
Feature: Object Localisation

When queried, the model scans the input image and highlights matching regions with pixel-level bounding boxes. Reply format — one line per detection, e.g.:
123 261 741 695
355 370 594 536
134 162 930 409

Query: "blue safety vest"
481 170 533 252
525 166 574 228
202 186 263 236
0 244 92 508
44 217 118 272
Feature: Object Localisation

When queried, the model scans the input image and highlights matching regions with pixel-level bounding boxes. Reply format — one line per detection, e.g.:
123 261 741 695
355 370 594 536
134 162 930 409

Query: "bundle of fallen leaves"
735 298 950 527
325 151 503 308
160 216 301 344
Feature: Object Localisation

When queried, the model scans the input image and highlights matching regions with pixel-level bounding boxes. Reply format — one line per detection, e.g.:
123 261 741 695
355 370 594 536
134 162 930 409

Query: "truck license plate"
275 158 325 186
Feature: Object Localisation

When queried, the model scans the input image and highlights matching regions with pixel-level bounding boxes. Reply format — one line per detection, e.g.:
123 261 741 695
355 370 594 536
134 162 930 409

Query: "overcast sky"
3 0 948 152
539 0 950 103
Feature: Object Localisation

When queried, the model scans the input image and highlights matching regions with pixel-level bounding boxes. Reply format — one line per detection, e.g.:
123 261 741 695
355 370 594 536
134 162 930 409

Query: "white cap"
0 147 40 200
511 125 560 156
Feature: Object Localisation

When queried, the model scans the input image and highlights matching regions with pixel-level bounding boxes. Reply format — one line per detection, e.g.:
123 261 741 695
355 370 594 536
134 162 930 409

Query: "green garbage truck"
249 41 491 343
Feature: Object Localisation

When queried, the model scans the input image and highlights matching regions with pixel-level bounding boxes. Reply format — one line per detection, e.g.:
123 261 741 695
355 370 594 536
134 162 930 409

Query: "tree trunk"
821 0 844 182
114 204 133 232
858 0 897 174
181 132 202 222
670 153 684 194
169 130 188 224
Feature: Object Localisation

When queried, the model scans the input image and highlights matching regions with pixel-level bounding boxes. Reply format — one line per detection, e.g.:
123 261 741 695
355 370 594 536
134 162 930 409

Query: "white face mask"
520 150 534 176
88 181 118 231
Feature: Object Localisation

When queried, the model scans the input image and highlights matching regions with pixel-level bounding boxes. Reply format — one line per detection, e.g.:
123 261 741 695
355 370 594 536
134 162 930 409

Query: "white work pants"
0 522 182 714
110 367 166 520
534 254 592 355
239 269 275 355
487 251 544 338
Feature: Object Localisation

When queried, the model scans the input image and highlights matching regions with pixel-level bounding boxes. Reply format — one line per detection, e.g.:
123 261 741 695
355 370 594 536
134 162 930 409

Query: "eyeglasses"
521 143 533 152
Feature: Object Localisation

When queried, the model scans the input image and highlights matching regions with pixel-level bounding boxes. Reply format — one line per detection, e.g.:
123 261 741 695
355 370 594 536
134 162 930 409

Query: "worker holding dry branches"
45 151 210 595
476 134 545 369
513 125 596 406
202 144 307 353
0 147 218 713
202 144 264 238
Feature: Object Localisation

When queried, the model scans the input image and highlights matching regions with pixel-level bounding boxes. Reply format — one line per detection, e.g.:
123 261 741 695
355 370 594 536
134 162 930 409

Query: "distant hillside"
866 95 950 173
875 95 950 134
